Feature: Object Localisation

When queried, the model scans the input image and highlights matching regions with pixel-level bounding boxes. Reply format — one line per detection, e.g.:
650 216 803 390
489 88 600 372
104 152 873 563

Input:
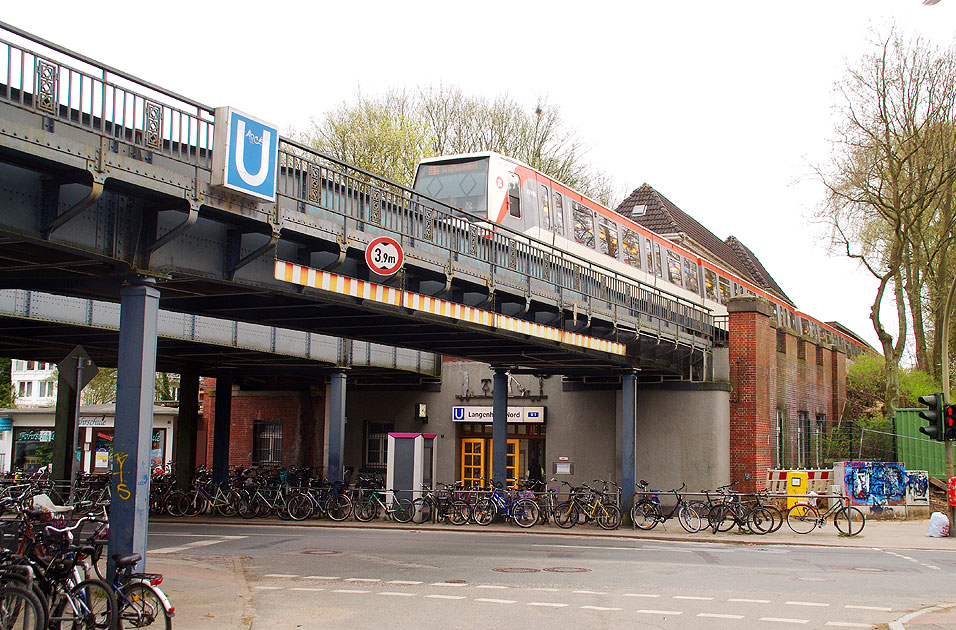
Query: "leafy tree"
0 358 13 408
82 368 116 405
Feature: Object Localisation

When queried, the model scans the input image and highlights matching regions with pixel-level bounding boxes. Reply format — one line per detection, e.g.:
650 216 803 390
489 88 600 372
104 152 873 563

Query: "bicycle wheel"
553 501 578 529
286 493 314 521
0 585 43 630
215 490 241 517
631 501 660 530
512 499 539 528
55 578 116 630
472 498 497 526
834 506 866 536
761 504 784 533
597 504 622 530
786 503 820 534
391 498 414 523
325 494 352 522
747 506 774 535
163 491 186 518
678 505 702 533
236 495 258 520
411 498 433 524
118 582 171 629
709 504 738 532
354 498 379 522
185 490 208 516
447 500 470 526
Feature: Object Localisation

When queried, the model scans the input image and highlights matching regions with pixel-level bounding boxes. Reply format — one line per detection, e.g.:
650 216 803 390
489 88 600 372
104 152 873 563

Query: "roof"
615 183 794 306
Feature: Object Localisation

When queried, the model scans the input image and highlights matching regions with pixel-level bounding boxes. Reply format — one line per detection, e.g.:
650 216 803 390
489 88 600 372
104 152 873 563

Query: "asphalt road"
147 522 956 629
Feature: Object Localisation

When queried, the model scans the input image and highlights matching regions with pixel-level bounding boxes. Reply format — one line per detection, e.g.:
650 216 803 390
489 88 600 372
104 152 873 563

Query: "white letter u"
234 119 271 187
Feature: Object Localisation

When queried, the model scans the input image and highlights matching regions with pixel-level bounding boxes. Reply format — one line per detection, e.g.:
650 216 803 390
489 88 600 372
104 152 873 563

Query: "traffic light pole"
940 274 956 537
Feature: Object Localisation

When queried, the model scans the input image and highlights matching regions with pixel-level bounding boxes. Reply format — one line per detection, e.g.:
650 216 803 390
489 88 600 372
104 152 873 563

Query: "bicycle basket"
518 490 536 499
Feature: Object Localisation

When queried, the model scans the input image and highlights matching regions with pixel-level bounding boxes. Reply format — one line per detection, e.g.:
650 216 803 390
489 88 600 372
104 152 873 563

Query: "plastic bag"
927 511 950 538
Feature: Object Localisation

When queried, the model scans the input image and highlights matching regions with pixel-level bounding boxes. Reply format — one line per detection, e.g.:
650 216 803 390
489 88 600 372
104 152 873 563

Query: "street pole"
68 357 87 505
940 274 956 536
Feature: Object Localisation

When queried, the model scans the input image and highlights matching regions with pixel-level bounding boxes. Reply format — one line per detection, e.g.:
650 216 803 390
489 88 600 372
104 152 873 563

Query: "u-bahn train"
412 151 871 358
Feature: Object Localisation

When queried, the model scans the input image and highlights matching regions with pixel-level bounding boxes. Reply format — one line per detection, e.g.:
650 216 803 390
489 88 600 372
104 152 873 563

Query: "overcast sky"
4 1 956 353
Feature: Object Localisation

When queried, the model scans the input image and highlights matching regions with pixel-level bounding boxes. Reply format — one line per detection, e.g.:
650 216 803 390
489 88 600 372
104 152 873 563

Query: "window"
508 173 520 217
797 339 806 360
654 244 664 279
630 204 647 217
798 412 810 468
666 250 683 286
539 184 551 231
597 216 618 258
16 382 32 398
718 276 731 303
777 330 786 354
645 238 655 274
703 269 718 301
814 415 826 468
774 410 784 468
816 346 824 366
572 202 594 248
253 420 282 466
683 258 699 294
551 192 565 235
14 428 54 473
365 422 393 471
801 318 811 336
622 228 642 269
38 381 54 398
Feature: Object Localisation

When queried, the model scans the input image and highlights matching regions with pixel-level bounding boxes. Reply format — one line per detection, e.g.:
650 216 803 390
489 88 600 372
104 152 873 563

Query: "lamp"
415 403 428 422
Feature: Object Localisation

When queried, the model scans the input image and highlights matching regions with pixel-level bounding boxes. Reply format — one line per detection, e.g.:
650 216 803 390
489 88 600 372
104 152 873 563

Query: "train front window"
413 158 489 217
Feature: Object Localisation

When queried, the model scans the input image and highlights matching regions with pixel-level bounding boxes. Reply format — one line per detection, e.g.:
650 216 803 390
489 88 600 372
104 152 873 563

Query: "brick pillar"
728 296 775 492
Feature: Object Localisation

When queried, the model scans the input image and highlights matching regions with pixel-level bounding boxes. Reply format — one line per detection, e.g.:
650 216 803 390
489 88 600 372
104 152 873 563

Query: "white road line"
582 605 622 611
624 593 660 598
730 598 771 603
151 534 247 539
926 565 941 570
573 590 607 595
425 594 466 600
304 576 339 580
253 586 283 590
825 623 875 628
845 605 892 612
759 617 809 624
528 602 569 608
698 613 745 619
150 538 240 554
532 543 693 554
378 592 416 597
264 574 297 578
675 595 714 600
430 582 467 587
786 601 830 607
331 589 370 594
477 585 509 590
289 588 324 592
475 598 516 604
387 580 423 585
345 578 381 583
637 610 682 615
530 588 561 592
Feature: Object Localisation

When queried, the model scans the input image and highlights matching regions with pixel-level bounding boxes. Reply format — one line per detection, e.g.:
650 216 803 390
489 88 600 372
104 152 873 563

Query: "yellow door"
461 439 485 487
489 439 520 488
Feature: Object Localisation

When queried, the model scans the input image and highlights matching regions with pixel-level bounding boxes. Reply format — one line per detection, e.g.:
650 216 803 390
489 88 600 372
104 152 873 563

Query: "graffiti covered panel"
841 461 908 507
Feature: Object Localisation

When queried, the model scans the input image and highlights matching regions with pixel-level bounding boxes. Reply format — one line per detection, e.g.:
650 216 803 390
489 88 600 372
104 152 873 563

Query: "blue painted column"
109 277 159 576
326 372 347 481
492 369 508 486
621 370 638 514
211 372 233 484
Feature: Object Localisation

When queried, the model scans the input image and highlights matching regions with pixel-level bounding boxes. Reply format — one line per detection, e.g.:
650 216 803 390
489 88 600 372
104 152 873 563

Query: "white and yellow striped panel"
495 314 563 343
274 260 401 306
403 293 494 327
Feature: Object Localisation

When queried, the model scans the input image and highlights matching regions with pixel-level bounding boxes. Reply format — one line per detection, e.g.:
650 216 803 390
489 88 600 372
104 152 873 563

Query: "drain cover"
542 567 591 573
492 568 540 573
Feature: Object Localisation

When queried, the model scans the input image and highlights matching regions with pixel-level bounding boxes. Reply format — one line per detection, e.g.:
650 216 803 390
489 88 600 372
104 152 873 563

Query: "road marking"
925 565 941 570
698 613 745 619
825 623 875 628
289 588 324 592
475 598 516 604
637 610 682 615
331 589 370 594
624 593 660 598
730 598 771 603
573 590 607 595
304 576 339 580
430 582 468 587
378 592 416 597
387 580 423 585
477 585 509 590
582 605 622 611
675 595 714 600
425 594 466 600
345 578 381 583
151 534 248 539
786 601 830 607
845 605 891 612
530 588 561 592
759 618 809 624
528 602 569 608
150 538 245 554
253 586 283 590
264 574 297 578
532 543 692 553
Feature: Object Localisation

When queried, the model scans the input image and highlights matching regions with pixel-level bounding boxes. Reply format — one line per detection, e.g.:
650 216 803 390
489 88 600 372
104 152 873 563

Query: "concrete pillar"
174 369 200 490
211 372 233 484
108 277 160 576
51 371 77 482
621 370 637 513
326 372 347 482
492 369 508 486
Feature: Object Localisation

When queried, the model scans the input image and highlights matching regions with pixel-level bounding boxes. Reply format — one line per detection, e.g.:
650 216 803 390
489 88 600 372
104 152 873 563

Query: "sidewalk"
147 517 955 630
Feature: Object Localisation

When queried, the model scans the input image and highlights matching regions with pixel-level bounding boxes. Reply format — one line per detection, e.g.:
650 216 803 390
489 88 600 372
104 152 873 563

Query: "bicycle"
553 481 621 530
353 489 414 523
110 552 174 629
631 482 701 533
411 483 470 526
786 495 866 536
472 481 539 528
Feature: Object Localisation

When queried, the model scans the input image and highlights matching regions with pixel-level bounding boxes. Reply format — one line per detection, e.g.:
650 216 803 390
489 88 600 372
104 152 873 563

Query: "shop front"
452 406 545 487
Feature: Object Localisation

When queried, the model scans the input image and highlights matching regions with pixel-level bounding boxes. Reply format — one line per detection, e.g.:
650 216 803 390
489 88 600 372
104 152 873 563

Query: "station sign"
211 107 280 202
365 236 404 276
451 406 545 423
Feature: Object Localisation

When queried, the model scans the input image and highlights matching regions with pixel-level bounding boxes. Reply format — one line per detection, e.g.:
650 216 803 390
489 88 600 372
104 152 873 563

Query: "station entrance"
458 423 546 487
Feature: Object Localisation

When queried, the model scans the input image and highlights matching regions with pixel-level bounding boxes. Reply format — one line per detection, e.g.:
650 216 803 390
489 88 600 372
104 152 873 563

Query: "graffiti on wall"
843 461 908 508
906 470 930 505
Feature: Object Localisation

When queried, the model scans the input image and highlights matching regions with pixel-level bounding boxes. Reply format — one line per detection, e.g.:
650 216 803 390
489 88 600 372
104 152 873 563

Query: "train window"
718 276 731 303
787 310 796 329
552 192 565 235
597 216 619 258
666 251 683 286
654 243 664 278
703 269 718 301
539 184 552 231
572 202 594 248
645 238 654 272
622 228 642 269
683 258 699 294
801 318 810 336
414 157 489 216
508 173 521 218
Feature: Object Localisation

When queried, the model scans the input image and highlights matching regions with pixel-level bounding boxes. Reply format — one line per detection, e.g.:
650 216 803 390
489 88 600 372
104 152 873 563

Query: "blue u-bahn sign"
212 107 280 202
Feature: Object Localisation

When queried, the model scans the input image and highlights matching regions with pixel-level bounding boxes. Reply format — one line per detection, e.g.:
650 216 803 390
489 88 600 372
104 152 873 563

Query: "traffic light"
918 392 945 441
945 404 956 441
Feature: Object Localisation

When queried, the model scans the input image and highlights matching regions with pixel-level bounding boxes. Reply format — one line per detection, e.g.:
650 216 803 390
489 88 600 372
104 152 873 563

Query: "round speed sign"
365 236 404 276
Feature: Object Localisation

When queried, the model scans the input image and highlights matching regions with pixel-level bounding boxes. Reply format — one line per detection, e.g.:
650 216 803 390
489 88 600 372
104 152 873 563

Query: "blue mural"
843 461 908 507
